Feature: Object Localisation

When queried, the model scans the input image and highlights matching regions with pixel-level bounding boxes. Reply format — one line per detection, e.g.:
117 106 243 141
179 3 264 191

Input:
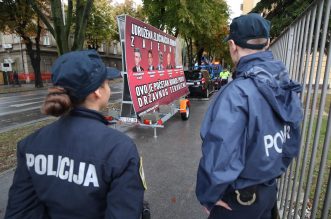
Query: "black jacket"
5 107 144 219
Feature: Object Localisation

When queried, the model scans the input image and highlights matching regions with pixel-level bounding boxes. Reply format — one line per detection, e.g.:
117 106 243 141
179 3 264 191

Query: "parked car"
184 69 214 98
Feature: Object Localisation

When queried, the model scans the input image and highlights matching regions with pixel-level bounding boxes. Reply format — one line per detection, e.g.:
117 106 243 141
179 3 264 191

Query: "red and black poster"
123 16 189 115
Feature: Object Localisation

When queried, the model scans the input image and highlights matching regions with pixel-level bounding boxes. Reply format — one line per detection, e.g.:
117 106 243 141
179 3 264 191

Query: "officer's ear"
93 88 102 99
228 40 237 53
228 40 240 65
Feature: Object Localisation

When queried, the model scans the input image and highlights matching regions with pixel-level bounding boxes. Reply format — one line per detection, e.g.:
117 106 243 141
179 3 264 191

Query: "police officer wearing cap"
5 50 145 219
196 13 303 219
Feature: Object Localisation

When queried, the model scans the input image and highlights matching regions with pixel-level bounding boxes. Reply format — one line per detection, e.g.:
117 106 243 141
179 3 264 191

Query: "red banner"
124 16 189 115
10 72 52 81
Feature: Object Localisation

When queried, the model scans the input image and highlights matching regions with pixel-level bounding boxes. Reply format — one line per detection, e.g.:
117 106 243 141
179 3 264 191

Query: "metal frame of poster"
117 15 189 122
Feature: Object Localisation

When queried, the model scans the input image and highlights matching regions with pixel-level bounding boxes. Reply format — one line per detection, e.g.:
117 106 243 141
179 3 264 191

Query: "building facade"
242 0 261 14
0 32 122 85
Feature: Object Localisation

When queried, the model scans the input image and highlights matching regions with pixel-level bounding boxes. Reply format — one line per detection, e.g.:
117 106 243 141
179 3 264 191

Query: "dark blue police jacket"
196 51 303 210
5 107 144 219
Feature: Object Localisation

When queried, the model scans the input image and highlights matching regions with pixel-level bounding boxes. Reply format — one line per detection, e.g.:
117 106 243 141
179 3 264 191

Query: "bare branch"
28 0 55 36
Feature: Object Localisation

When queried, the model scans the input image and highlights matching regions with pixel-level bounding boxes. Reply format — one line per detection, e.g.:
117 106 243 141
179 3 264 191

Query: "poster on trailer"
123 15 189 115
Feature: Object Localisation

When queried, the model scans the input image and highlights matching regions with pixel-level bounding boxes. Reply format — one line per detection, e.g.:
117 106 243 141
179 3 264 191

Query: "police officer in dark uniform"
5 50 145 219
196 14 303 219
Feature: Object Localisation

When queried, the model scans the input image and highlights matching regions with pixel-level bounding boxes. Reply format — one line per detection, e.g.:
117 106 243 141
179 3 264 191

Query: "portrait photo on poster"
132 48 144 72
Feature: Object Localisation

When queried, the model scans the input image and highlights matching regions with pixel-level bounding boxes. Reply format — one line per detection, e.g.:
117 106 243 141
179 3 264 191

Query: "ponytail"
41 87 72 117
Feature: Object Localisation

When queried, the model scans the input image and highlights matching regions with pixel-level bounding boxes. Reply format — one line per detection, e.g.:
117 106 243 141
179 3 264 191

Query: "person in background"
13 71 21 87
196 13 303 219
219 68 231 86
5 50 145 219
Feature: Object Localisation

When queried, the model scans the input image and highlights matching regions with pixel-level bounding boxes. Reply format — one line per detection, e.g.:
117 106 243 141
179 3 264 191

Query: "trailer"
116 15 190 137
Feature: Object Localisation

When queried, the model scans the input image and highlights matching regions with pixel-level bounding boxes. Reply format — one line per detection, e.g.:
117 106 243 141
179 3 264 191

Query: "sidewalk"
0 169 14 218
0 83 50 95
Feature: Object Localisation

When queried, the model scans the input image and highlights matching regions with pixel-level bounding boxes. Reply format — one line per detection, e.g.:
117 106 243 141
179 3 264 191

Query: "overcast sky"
226 0 243 20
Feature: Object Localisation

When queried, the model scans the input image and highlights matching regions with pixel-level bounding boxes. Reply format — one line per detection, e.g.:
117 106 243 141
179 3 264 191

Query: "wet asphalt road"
124 99 210 219
0 90 48 130
0 83 123 132
0 96 214 219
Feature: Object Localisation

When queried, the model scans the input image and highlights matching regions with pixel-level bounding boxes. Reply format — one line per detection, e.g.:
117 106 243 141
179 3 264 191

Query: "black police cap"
225 13 271 50
51 50 120 101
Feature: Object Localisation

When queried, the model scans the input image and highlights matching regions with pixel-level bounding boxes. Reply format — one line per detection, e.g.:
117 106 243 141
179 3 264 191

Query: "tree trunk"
185 37 193 70
197 46 204 66
34 17 43 88
72 0 93 51
30 0 92 55
19 19 43 88
189 38 193 69
51 0 68 54
22 37 42 88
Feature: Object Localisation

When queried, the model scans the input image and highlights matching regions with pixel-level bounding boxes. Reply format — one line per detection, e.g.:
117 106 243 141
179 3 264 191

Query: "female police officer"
5 50 144 219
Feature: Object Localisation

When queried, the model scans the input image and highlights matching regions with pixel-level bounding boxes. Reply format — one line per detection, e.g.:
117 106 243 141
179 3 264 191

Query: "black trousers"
220 79 228 86
208 183 277 219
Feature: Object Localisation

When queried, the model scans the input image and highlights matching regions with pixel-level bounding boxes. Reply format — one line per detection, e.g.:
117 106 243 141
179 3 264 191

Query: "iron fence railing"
270 0 331 218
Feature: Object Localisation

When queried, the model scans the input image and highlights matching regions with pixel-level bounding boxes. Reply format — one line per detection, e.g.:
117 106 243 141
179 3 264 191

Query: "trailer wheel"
181 105 190 120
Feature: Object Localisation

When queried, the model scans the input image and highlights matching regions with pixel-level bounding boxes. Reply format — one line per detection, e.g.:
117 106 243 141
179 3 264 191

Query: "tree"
113 0 145 22
86 0 116 50
29 0 94 55
142 0 230 68
253 0 331 56
189 0 229 64
251 0 314 39
0 0 46 88
111 0 145 41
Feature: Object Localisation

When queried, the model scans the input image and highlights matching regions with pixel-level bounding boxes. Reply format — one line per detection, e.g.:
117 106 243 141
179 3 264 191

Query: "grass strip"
0 119 55 172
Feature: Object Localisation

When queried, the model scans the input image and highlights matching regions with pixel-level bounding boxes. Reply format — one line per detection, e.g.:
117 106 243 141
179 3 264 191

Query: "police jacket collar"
234 50 303 126
236 51 273 77
70 107 109 125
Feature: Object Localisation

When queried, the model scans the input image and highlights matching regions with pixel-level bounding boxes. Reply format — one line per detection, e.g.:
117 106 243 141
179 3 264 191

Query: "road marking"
0 91 123 117
188 98 210 101
0 97 44 105
0 106 41 116
0 117 53 134
10 101 44 107
0 91 47 101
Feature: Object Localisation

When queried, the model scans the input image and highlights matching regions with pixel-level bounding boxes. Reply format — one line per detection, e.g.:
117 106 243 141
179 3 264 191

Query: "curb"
0 168 15 177
0 117 54 134
0 87 48 95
